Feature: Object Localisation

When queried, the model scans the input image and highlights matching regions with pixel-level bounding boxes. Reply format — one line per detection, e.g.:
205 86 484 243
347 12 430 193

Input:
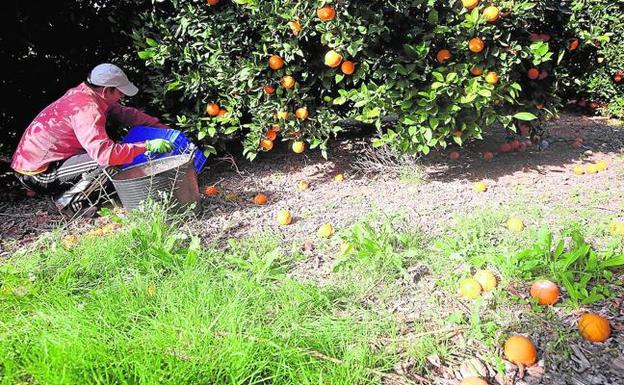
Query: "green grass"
0 208 398 385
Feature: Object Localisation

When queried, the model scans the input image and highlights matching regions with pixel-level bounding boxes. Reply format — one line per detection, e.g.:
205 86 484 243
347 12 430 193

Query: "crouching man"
11 63 173 217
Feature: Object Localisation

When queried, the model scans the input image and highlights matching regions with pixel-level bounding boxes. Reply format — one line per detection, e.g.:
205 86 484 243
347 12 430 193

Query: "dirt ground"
1 112 624 384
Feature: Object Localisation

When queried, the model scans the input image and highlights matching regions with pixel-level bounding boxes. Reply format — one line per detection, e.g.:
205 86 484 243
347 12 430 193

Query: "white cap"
88 63 139 96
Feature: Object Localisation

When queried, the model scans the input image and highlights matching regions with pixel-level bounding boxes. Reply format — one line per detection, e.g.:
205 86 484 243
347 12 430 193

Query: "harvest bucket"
109 153 200 212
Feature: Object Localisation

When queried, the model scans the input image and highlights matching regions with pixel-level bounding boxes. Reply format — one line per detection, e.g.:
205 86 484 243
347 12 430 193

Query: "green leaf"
513 112 538 121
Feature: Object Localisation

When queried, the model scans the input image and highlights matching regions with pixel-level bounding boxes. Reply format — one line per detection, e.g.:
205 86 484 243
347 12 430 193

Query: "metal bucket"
110 153 200 212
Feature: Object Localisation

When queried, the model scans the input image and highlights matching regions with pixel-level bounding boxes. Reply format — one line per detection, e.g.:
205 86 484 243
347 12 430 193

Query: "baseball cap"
88 63 139 96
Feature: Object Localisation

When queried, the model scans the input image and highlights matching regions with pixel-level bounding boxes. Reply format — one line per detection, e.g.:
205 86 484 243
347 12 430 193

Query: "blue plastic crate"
121 126 207 173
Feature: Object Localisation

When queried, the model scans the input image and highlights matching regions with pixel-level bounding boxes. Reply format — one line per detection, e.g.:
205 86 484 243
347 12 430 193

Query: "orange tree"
133 0 579 159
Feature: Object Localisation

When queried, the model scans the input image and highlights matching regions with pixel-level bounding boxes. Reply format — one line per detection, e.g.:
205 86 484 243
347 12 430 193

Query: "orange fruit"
485 71 499 84
528 68 540 80
449 151 460 160
483 6 500 22
204 185 219 196
276 209 292 225
436 49 452 64
473 270 497 291
269 55 284 70
568 38 580 51
277 111 289 120
461 0 479 10
207 0 219 5
206 103 220 116
324 50 343 68
217 108 227 117
297 180 309 190
578 313 611 343
499 142 512 153
317 5 336 22
260 139 274 151
507 216 524 232
483 151 494 161
292 141 306 154
473 181 488 193
460 378 488 385
530 280 559 305
341 60 356 75
289 20 302 35
295 107 309 120
469 37 485 53
253 193 268 205
504 335 537 366
263 84 275 95
265 129 277 141
334 174 344 182
317 223 334 238
573 165 586 175
470 65 484 76
459 278 482 299
280 75 296 89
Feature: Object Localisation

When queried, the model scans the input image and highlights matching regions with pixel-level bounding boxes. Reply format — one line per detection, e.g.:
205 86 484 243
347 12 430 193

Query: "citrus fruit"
263 84 275 95
595 160 608 171
449 151 460 160
269 55 284 70
530 280 560 305
528 68 540 80
608 222 624 236
460 377 489 385
297 180 309 190
470 65 484 76
499 142 512 153
324 50 343 68
289 20 302 35
461 0 479 10
473 181 488 193
260 139 274 151
578 313 611 343
483 6 500 22
292 141 305 154
469 37 485 53
280 75 296 89
265 128 278 141
459 278 482 299
204 185 219 196
483 151 494 161
474 270 497 291
485 71 499 84
568 38 580 51
317 5 336 22
206 103 220 116
504 335 537 366
507 217 524 232
573 165 585 175
276 210 292 225
277 111 289 120
317 223 334 238
586 164 599 174
436 49 452 64
341 60 356 75
207 0 219 5
253 193 268 205
295 107 309 120
334 174 344 182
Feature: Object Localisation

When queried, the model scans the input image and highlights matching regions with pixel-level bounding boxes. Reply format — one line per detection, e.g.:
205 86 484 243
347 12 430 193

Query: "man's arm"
72 104 147 166
107 103 169 128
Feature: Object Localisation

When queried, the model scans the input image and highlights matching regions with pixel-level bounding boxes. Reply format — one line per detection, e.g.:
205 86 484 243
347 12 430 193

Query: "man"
11 63 173 216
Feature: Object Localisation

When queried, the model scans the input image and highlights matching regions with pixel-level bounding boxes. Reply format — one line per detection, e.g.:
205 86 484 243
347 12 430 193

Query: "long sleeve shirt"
11 82 168 173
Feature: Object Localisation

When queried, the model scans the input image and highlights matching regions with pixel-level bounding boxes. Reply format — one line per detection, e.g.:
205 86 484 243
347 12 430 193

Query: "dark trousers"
16 154 116 213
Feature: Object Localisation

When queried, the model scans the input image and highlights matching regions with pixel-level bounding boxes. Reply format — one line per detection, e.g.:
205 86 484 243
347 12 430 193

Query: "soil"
1 112 624 384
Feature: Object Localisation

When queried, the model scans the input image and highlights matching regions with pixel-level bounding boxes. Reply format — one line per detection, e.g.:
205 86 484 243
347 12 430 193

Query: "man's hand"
145 139 173 154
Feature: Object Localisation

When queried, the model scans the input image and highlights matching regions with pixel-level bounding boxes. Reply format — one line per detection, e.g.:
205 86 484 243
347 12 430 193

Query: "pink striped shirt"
11 82 167 173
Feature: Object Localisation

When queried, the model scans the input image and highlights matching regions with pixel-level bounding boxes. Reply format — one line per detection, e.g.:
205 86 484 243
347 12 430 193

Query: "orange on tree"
217 108 227 117
459 278 482 299
470 65 484 76
253 193 268 205
265 128 278 141
485 71 499 84
317 5 336 22
280 75 296 89
436 49 452 64
206 102 220 116
277 111 289 120
468 37 485 53
289 20 302 36
260 138 274 151
325 50 343 68
295 107 309 120
263 84 275 95
528 68 540 80
504 335 537 366
568 38 580 51
483 6 500 22
292 141 306 154
474 270 497 290
461 0 479 10
460 378 488 385
268 55 284 70
530 279 560 305
578 313 611 343
341 60 356 75
207 0 219 5
276 209 292 225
